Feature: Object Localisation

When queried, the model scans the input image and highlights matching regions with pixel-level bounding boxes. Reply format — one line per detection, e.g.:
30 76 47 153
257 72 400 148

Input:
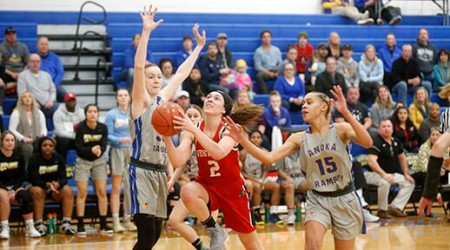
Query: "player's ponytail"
230 104 264 127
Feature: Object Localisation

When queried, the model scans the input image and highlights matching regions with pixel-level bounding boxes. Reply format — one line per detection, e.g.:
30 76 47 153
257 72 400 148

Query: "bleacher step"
53 48 112 56
49 40 106 51
37 24 107 35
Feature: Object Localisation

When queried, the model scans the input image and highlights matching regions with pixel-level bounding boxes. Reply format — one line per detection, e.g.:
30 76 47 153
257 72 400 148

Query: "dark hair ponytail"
229 104 264 128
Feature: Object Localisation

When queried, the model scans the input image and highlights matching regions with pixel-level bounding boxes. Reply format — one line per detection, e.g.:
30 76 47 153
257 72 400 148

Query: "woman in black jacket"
29 136 75 235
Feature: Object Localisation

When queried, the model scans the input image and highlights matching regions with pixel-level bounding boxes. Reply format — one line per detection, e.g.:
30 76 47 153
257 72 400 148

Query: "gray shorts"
110 147 131 176
123 164 167 218
305 190 364 240
294 176 307 190
75 157 107 182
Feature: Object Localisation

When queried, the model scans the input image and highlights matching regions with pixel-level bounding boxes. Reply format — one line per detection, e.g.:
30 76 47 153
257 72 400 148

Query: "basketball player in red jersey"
163 91 264 250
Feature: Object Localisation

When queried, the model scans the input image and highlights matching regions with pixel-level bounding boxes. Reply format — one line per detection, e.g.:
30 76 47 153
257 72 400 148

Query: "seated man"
391 44 432 105
254 30 282 94
364 118 415 219
176 90 191 111
418 102 440 144
216 32 233 69
175 35 194 68
378 33 402 89
322 0 373 25
53 92 85 161
198 42 230 93
17 54 58 119
119 33 153 89
315 57 348 98
337 43 359 88
412 28 438 86
334 86 373 133
295 32 314 79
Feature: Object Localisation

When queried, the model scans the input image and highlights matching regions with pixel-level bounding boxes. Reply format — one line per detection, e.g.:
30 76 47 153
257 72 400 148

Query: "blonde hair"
375 85 395 108
17 91 40 113
413 86 430 108
363 44 378 65
439 84 450 99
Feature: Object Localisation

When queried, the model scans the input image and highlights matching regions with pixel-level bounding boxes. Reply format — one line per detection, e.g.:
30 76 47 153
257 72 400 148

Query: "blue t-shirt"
40 52 64 86
123 45 153 68
274 76 305 102
105 107 131 148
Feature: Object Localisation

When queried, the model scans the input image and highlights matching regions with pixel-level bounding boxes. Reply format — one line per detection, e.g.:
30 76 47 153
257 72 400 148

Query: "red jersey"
195 120 241 184
296 43 314 73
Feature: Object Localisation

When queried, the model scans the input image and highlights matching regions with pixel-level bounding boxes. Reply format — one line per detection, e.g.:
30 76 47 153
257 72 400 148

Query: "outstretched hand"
173 112 196 134
222 116 246 143
192 23 206 48
330 85 348 114
418 197 433 216
139 5 164 32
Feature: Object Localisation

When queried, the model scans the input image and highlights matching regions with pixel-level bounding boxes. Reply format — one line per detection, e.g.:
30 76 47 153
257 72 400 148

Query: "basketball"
151 102 184 136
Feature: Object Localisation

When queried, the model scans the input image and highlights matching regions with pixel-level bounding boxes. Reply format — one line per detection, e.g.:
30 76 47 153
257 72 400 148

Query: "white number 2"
208 160 221 177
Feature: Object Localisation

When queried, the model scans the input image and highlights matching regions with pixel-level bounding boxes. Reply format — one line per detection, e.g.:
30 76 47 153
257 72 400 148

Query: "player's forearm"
162 137 187 167
134 30 151 69
342 110 372 148
192 128 229 160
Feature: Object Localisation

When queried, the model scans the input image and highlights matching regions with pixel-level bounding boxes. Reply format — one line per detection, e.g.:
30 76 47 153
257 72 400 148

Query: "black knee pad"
15 190 33 215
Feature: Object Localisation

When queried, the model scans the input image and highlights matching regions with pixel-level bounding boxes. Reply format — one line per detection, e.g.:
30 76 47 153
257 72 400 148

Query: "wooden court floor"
3 208 450 250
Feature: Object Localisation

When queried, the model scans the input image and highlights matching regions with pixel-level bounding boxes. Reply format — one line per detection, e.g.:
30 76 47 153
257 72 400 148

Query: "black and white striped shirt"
440 107 450 133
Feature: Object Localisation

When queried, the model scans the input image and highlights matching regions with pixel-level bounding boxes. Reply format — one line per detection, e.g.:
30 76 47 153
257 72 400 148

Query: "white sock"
288 208 295 215
34 219 43 225
25 219 34 228
124 214 131 221
270 206 278 214
112 214 120 223
1 220 8 227
62 217 71 223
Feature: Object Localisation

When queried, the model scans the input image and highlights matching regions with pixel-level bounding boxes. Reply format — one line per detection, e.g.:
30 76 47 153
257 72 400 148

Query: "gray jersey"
300 125 353 192
185 143 198 179
278 151 303 178
243 152 263 179
130 97 168 167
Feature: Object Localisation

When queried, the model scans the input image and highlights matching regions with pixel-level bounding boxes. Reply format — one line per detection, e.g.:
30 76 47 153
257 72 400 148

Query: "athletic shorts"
124 164 167 218
75 158 107 182
110 147 131 176
305 190 364 240
294 176 307 190
197 177 255 234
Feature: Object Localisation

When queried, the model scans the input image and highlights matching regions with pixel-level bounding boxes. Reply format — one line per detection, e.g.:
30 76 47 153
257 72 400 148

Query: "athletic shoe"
357 18 374 25
100 225 114 234
389 16 402 25
269 214 283 224
113 221 125 233
363 209 380 222
254 210 264 225
123 220 137 231
0 225 10 239
206 223 228 250
60 223 76 235
377 18 384 25
35 222 47 236
286 214 296 226
25 225 41 238
77 224 86 236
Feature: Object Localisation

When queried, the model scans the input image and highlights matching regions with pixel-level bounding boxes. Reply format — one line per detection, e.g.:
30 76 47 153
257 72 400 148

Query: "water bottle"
48 214 55 234
264 203 270 223
296 202 302 222
52 214 58 234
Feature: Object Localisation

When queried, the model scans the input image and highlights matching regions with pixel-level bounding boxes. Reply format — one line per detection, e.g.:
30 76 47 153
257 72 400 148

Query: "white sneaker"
0 225 10 239
363 209 380 223
123 221 137 231
357 18 374 25
113 221 125 233
286 214 296 226
25 225 41 238
362 10 370 19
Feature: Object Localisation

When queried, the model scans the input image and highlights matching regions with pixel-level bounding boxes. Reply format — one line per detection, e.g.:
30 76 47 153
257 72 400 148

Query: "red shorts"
196 177 256 233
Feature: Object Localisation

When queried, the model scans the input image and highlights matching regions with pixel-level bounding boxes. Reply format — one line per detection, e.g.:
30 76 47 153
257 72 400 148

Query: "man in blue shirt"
175 36 194 68
377 33 402 89
118 33 153 89
37 36 66 102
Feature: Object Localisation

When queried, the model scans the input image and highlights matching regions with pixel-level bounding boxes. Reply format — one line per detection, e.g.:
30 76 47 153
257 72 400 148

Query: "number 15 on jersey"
315 156 337 176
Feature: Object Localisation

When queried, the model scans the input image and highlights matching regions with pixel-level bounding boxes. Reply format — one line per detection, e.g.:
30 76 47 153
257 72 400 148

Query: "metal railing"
95 58 110 105
73 30 106 81
72 1 107 50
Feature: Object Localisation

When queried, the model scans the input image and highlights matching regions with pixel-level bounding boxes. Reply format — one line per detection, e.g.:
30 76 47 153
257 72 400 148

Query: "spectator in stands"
305 43 329 91
295 32 314 79
409 86 431 129
322 0 373 25
337 43 359 88
278 45 298 76
175 36 194 68
232 59 254 98
159 58 175 90
254 30 282 94
119 33 152 89
37 36 66 102
0 26 30 84
371 85 400 129
0 131 41 239
439 83 450 107
412 28 438 85
105 89 136 233
433 49 450 91
327 32 342 59
274 62 305 111
378 33 402 89
176 90 191 111
391 106 420 153
74 104 112 235
391 44 432 106
9 91 47 166
53 92 84 161
28 137 76 235
418 103 440 144
216 32 233 69
17 53 58 119
263 91 291 140
315 57 347 98
182 67 206 107
199 42 230 93
334 86 372 131
354 0 402 25
365 118 415 219
359 44 384 103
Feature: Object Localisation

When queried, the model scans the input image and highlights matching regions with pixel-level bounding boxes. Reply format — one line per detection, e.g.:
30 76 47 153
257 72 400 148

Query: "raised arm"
160 24 206 101
131 5 164 119
162 131 194 168
331 86 372 148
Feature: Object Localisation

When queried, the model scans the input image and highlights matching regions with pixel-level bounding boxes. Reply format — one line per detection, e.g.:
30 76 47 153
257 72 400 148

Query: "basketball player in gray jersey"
123 6 205 250
226 86 373 250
